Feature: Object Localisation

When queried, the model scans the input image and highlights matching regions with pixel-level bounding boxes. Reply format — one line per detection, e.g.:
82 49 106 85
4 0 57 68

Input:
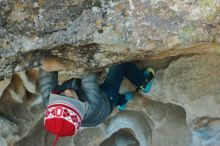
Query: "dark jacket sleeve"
39 68 58 107
61 78 80 91
80 74 112 127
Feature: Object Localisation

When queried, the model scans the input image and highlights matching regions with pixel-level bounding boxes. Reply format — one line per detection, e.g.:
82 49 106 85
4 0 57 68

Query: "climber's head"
50 85 80 100
43 90 87 137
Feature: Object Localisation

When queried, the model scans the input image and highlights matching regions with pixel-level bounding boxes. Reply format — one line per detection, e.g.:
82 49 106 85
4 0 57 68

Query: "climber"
40 62 155 145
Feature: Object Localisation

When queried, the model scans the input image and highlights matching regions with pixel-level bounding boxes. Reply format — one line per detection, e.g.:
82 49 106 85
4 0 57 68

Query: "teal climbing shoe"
118 92 134 111
139 67 155 93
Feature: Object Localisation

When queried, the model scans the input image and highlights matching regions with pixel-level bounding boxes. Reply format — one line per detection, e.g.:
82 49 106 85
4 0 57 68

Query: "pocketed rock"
0 0 220 146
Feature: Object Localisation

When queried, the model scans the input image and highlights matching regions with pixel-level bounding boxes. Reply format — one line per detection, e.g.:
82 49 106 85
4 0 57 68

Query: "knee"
110 63 124 71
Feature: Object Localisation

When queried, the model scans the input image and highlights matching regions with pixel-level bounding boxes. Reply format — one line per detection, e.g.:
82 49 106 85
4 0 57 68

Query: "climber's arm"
39 68 58 107
80 74 112 127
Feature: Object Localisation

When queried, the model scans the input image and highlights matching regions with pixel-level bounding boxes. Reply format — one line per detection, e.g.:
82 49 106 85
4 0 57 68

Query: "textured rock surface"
0 0 220 79
147 54 220 146
0 68 43 145
1 0 220 146
0 54 219 146
149 54 220 123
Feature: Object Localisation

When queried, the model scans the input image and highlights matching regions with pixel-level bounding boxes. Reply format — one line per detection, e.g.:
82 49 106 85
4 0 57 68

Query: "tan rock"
41 57 67 72
0 0 220 145
0 78 11 98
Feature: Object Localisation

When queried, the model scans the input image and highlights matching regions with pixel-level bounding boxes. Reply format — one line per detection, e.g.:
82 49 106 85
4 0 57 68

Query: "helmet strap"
53 135 59 146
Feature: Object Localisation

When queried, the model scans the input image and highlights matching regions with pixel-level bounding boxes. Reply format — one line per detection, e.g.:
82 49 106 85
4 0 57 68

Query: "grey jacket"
39 69 113 127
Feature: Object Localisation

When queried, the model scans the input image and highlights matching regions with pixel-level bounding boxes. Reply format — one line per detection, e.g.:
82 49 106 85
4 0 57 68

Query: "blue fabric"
143 69 150 78
141 80 153 93
118 92 134 111
100 62 146 107
39 69 58 107
40 62 148 127
139 68 155 93
40 69 112 127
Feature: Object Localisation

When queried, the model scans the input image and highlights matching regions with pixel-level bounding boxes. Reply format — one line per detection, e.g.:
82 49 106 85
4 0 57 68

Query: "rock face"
0 54 220 146
0 68 42 146
0 0 220 146
0 0 220 78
